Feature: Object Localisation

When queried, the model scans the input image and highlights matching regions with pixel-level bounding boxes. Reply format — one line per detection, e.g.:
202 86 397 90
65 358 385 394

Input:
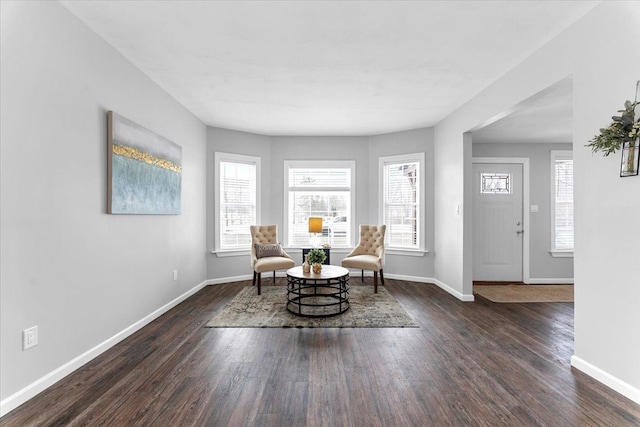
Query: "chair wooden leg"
257 273 261 295
252 271 257 287
380 269 384 286
373 271 378 293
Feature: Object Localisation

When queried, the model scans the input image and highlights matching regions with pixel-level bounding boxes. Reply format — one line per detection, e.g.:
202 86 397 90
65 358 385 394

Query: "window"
550 150 573 255
481 173 511 194
215 152 260 251
284 161 355 248
380 153 425 250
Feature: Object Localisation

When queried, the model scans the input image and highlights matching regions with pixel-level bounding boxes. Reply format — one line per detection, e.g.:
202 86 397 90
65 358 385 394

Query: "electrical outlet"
173 270 178 281
23 326 38 350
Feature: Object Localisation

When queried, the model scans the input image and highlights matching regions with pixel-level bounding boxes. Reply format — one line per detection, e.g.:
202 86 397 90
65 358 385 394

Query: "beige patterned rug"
206 285 418 328
474 284 574 303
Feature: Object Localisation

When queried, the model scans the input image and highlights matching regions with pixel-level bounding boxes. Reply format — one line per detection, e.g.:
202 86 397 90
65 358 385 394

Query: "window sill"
211 247 428 257
549 250 573 258
386 248 429 257
284 247 351 253
211 250 250 257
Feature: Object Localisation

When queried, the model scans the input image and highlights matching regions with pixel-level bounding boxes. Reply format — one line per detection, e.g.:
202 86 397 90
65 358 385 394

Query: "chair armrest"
345 245 366 258
376 246 385 268
281 248 293 260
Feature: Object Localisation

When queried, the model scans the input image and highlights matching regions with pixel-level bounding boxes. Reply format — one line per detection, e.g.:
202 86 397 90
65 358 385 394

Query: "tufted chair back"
354 224 386 264
341 224 386 292
249 224 295 295
251 224 278 245
250 224 279 267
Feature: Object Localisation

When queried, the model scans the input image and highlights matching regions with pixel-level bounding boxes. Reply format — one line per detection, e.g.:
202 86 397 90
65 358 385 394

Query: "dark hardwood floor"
2 279 639 426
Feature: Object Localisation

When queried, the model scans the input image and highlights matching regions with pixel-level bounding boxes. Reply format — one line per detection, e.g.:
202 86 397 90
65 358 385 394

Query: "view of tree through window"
286 163 353 247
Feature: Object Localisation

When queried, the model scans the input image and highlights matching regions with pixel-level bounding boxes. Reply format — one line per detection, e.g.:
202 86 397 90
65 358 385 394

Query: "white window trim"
550 250 574 258
213 152 261 255
386 248 428 256
283 160 356 248
550 150 574 256
378 152 426 252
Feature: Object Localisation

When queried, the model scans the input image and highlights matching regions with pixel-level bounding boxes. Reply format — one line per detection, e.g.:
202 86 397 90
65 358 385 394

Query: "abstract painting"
107 111 182 214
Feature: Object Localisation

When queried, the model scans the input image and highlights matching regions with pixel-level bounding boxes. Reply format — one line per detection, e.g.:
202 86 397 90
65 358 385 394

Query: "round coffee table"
286 265 350 317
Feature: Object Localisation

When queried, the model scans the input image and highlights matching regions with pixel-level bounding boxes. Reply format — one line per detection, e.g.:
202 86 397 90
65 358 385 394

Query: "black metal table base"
286 275 350 317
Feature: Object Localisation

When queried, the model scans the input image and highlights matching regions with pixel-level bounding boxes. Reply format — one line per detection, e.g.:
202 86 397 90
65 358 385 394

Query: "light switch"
530 205 539 213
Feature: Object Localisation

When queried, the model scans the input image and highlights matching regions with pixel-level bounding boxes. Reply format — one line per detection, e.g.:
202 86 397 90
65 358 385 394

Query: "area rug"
473 284 574 303
205 285 418 328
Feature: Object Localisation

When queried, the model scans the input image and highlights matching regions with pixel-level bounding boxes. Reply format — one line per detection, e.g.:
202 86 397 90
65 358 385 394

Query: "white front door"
472 163 524 281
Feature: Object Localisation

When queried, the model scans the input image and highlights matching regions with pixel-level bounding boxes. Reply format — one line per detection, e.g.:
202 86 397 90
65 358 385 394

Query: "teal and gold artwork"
107 111 182 214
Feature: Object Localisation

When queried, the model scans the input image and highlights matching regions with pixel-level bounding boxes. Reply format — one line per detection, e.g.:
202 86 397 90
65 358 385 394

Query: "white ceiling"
473 76 573 144
60 1 596 137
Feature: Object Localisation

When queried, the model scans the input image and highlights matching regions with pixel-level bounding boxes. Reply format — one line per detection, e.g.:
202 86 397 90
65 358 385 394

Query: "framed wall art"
107 111 182 214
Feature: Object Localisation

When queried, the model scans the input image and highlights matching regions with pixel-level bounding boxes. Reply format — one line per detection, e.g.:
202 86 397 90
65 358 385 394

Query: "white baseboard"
206 272 296 284
384 273 475 302
571 355 640 404
206 270 334 284
207 269 358 284
343 268 375 277
206 274 252 285
428 277 475 302
207 271 475 302
0 280 210 418
528 278 574 284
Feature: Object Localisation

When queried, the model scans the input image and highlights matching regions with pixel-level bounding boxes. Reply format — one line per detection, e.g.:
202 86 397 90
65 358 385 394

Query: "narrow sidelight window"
380 153 425 250
550 150 573 254
215 152 260 251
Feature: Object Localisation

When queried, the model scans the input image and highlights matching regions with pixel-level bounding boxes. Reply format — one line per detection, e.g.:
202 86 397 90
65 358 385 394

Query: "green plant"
586 99 640 156
306 248 326 265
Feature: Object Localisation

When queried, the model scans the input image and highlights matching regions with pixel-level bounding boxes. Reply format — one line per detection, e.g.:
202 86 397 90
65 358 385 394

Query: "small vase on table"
302 255 311 273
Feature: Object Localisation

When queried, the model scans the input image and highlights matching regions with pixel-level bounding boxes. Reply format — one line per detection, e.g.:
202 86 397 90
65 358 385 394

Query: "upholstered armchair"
341 225 386 293
250 225 295 295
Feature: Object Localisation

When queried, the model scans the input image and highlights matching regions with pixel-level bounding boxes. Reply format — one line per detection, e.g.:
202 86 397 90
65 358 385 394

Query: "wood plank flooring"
1 279 639 426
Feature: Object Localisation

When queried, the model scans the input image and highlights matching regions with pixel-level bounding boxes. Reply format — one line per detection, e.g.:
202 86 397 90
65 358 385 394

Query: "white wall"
206 127 271 280
436 1 640 402
206 129 437 281
269 135 370 266
433 123 468 296
473 143 574 281
571 3 640 401
1 1 207 413
369 128 435 278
